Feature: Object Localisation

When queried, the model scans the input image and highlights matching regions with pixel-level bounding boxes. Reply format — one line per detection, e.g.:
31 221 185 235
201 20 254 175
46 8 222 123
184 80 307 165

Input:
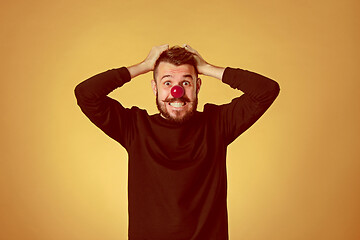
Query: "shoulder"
202 103 223 123
203 102 229 115
127 106 151 119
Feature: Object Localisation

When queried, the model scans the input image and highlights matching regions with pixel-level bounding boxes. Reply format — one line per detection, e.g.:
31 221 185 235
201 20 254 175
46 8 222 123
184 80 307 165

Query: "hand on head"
143 44 169 71
183 44 208 75
144 44 208 74
128 44 223 80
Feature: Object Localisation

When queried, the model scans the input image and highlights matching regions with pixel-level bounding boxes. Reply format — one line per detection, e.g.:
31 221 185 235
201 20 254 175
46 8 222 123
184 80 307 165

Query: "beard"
156 93 198 124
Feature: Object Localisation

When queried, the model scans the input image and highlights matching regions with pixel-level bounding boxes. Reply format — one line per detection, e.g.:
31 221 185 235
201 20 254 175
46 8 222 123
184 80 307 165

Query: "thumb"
183 44 194 53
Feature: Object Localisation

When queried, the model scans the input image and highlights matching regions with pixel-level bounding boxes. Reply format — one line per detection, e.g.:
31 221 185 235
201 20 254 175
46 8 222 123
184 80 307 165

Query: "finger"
157 44 168 50
183 44 191 50
155 44 169 55
184 44 197 55
162 44 169 52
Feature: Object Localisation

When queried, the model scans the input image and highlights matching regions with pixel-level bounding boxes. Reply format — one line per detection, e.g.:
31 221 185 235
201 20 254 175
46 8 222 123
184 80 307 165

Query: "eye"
182 81 190 86
164 81 171 86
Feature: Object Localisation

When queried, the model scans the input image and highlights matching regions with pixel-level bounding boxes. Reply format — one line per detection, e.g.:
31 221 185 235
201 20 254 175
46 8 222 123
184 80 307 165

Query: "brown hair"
153 46 198 81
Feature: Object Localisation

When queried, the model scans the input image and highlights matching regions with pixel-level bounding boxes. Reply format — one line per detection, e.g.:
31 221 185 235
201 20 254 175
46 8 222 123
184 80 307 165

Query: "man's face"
152 62 201 124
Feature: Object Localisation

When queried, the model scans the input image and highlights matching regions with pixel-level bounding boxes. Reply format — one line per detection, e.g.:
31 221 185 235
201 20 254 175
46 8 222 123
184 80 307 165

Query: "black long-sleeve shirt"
75 67 279 240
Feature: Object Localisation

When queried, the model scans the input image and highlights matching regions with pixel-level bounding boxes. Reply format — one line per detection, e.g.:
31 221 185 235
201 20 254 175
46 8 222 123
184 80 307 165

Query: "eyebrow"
160 75 172 81
160 74 194 81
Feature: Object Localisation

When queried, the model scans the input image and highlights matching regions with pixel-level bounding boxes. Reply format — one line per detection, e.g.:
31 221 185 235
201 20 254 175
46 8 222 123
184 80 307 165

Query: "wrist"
199 64 225 80
127 61 152 79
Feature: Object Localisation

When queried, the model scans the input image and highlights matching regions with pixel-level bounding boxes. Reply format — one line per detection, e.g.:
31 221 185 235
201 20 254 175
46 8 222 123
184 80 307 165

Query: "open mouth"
169 102 186 108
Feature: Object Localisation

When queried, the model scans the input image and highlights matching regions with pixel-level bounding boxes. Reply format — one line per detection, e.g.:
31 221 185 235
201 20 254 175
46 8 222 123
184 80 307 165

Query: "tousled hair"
153 46 198 81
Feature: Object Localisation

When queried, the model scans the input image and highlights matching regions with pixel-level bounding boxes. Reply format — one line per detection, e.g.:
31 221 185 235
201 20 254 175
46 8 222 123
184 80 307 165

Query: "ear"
151 80 157 96
196 78 202 94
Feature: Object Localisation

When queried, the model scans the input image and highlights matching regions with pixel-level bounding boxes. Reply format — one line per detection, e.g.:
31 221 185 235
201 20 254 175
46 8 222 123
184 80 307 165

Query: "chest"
131 120 224 166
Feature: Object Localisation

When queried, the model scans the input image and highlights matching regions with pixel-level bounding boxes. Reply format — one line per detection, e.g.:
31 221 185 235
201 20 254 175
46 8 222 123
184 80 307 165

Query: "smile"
169 102 186 108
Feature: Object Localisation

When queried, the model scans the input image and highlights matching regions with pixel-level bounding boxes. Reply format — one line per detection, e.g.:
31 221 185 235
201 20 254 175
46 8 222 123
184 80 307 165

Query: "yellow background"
1 0 360 239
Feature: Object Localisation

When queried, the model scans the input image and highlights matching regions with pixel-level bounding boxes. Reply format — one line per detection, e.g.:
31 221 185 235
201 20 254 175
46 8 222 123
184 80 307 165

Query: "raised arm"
75 44 170 106
183 44 280 144
74 44 169 147
183 44 279 100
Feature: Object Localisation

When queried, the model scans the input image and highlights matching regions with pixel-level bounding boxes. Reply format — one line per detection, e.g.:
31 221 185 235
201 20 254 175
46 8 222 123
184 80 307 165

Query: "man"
75 44 280 240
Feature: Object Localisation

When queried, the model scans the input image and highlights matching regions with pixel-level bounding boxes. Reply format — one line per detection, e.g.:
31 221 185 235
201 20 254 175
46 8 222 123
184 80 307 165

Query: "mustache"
162 96 191 103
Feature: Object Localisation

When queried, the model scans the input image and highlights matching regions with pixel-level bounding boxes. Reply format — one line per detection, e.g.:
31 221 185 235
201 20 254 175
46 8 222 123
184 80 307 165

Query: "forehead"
156 62 196 81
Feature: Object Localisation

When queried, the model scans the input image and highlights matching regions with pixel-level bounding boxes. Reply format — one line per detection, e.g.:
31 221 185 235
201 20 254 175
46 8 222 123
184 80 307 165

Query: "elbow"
262 81 280 103
272 81 280 96
74 82 87 106
74 82 89 101
74 83 82 100
269 81 280 102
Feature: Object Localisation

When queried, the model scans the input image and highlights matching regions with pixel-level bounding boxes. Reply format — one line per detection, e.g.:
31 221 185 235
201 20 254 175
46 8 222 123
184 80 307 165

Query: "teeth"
170 102 185 108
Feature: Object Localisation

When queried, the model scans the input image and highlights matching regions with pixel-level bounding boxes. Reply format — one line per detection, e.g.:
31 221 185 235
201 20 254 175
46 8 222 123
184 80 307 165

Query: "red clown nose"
170 85 185 98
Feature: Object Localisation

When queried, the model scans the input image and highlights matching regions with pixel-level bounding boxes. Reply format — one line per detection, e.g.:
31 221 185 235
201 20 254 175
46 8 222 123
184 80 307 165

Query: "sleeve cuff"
115 67 132 85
